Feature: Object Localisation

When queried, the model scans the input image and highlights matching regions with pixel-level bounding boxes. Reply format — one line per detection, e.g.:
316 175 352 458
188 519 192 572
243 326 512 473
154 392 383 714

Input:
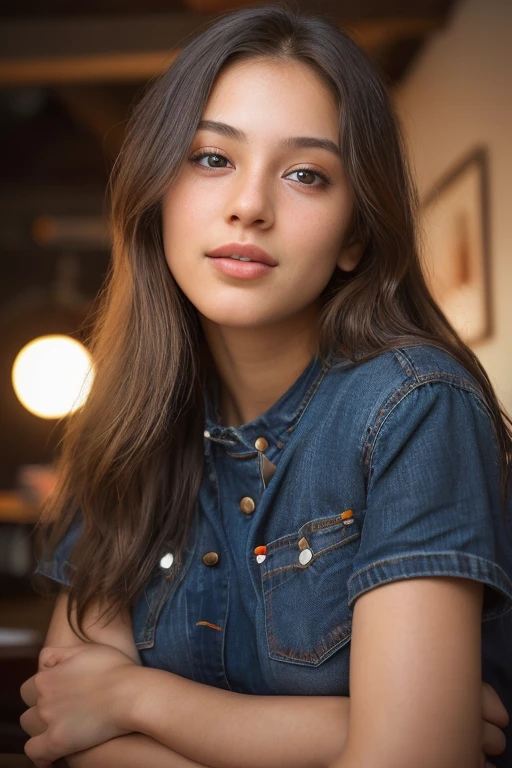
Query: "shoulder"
327 342 483 396
322 343 494 466
325 342 487 420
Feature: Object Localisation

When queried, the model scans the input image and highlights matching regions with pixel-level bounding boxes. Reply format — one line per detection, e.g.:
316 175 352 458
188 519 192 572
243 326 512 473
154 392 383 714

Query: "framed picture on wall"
420 145 492 345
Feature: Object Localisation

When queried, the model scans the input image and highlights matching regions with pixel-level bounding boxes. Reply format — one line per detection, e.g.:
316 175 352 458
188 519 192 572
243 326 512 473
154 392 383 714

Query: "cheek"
165 180 218 226
162 184 218 264
284 209 346 278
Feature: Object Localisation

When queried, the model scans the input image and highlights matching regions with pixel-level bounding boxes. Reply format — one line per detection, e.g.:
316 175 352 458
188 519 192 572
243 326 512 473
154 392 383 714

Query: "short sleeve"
348 382 512 621
33 510 83 588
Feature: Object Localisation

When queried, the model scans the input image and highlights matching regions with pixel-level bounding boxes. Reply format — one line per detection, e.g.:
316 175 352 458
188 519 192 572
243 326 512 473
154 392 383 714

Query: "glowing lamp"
12 334 94 419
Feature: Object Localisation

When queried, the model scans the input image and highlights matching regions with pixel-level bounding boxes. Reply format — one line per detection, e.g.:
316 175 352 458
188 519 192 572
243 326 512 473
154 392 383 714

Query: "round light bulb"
12 334 94 419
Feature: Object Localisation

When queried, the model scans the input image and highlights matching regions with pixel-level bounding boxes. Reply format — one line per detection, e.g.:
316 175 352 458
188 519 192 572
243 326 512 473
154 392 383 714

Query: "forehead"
201 58 340 140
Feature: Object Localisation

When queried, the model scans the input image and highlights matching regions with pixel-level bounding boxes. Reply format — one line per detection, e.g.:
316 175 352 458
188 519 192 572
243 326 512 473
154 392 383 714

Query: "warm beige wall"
393 0 512 414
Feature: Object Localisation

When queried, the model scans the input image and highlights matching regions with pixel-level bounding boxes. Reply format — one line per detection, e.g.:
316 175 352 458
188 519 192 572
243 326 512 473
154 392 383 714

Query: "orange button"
341 509 353 519
254 545 267 556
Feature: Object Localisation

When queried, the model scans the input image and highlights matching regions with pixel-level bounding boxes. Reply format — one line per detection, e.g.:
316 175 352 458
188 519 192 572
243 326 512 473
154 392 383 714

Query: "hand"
479 680 509 768
19 643 137 767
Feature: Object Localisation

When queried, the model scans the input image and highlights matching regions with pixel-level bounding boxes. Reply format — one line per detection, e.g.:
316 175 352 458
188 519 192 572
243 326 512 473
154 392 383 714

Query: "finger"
482 681 510 728
24 732 59 768
20 675 38 707
38 646 62 671
38 644 82 671
20 706 47 737
482 720 507 757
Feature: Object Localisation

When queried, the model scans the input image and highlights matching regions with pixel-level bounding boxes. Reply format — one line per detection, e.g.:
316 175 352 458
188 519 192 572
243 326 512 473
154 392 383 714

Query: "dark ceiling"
0 0 457 485
1 0 455 16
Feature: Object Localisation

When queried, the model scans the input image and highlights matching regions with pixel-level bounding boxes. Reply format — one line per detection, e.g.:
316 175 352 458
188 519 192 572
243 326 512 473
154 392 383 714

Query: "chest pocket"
259 510 362 666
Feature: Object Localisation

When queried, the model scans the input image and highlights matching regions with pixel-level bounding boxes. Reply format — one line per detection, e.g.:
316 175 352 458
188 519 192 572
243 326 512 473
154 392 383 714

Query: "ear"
336 238 364 272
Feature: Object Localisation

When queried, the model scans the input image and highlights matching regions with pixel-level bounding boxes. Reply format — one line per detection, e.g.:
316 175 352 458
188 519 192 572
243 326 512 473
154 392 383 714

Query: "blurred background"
0 0 510 758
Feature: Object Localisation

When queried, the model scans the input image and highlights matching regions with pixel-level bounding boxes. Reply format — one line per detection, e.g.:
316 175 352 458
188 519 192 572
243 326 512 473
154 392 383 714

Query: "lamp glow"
12 335 94 419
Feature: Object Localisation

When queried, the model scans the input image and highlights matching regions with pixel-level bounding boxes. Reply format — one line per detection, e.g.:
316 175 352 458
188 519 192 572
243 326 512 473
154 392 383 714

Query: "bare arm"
327 577 484 768
116 665 349 768
43 590 350 768
59 733 210 768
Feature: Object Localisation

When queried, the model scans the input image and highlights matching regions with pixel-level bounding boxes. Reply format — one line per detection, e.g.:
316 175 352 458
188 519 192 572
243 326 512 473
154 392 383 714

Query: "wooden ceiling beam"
345 16 444 50
0 15 445 86
1 51 180 86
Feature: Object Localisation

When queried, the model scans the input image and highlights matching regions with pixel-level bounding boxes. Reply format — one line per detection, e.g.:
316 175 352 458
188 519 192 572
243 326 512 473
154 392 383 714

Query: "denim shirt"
34 344 512 766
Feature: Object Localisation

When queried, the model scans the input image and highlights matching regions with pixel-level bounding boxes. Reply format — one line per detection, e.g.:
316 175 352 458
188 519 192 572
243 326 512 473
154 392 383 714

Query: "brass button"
239 496 256 515
254 436 268 451
202 551 219 566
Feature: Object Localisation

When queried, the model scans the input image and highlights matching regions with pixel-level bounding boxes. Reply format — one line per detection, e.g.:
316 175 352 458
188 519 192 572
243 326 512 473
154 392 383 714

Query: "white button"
299 548 312 565
256 554 266 564
204 430 210 438
160 552 174 569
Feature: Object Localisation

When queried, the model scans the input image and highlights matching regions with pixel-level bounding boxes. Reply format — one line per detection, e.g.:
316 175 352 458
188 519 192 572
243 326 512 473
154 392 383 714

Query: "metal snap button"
299 548 313 565
159 552 174 569
254 436 269 451
202 551 219 566
204 430 210 438
240 496 256 515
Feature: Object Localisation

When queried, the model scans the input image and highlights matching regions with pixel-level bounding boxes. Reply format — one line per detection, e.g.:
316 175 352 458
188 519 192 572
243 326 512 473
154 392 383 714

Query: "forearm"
121 666 350 768
62 732 210 768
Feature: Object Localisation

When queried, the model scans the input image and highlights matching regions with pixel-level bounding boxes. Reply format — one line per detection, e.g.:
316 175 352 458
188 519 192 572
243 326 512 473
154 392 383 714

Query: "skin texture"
331 577 485 768
162 57 363 427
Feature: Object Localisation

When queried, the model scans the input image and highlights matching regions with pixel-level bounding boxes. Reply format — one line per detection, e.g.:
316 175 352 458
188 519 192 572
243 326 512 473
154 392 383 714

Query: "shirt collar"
203 352 335 455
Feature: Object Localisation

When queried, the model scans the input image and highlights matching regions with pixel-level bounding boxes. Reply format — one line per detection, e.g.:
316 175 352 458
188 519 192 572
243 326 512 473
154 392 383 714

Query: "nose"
224 165 274 227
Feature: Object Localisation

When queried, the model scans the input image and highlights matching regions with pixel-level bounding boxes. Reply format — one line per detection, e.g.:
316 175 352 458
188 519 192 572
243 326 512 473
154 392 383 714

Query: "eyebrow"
196 120 342 159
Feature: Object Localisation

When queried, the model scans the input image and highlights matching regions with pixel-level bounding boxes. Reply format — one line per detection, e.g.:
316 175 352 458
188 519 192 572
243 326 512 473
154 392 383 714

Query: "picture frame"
420 146 492 345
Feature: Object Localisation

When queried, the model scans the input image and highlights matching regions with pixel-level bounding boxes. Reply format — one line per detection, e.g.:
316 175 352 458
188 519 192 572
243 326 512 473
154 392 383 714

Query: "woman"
19 5 512 767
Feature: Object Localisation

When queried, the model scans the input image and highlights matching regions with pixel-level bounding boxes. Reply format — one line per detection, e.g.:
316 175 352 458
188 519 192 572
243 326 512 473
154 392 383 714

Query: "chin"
198 304 276 328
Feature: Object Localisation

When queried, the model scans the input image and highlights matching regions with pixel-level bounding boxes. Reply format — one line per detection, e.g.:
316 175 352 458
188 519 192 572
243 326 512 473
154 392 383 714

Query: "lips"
205 242 277 267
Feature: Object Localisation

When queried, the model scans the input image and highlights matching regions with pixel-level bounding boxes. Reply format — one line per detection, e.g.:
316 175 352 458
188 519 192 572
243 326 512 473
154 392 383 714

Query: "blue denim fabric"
34 344 512 766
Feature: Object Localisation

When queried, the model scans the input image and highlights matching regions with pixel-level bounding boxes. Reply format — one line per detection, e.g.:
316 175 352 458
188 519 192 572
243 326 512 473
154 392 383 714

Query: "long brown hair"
34 4 512 640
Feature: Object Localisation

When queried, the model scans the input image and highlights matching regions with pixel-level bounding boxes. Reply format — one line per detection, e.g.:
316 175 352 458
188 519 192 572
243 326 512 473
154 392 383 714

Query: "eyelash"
188 149 332 188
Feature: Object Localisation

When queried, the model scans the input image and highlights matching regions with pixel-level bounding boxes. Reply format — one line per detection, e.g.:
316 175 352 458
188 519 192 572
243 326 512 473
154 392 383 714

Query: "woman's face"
162 58 361 329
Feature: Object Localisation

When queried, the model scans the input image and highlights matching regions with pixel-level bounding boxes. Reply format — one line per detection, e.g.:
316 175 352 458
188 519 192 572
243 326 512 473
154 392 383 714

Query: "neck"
199 302 321 427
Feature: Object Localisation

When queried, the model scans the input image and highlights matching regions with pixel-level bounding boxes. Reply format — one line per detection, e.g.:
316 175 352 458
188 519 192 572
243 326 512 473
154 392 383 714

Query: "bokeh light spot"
12 335 94 419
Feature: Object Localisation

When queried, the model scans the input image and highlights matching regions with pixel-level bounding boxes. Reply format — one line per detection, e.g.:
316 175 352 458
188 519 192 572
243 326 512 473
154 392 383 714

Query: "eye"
285 167 331 187
188 150 230 169
188 149 331 188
